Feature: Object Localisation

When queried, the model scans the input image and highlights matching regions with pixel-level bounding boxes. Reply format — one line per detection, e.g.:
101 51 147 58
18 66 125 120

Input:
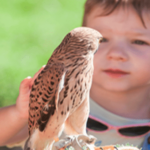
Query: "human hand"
15 66 45 120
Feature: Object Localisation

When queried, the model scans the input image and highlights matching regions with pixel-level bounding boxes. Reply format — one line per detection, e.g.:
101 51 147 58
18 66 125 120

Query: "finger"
32 65 45 81
19 77 32 95
30 65 46 87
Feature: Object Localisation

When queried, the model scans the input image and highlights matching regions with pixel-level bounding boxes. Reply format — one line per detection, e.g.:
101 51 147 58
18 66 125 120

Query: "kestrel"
24 27 102 150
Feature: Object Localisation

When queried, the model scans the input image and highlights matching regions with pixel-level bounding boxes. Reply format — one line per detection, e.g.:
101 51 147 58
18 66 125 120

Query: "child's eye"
100 37 108 43
132 40 149 45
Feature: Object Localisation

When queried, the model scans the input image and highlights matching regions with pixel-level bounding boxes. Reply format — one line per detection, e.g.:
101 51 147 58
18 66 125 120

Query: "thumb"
30 65 45 86
19 76 32 95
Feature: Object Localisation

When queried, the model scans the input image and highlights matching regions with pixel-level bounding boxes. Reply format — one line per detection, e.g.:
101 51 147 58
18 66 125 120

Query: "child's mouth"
103 69 129 78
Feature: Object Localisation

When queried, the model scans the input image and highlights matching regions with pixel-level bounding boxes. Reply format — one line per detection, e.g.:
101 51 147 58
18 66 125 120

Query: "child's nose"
106 44 129 62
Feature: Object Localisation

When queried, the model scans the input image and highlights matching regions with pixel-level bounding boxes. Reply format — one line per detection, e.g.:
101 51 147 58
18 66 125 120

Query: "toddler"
83 0 150 149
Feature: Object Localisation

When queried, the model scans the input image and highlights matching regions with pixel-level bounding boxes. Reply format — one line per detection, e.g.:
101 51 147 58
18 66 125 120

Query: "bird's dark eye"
132 40 148 45
100 37 108 43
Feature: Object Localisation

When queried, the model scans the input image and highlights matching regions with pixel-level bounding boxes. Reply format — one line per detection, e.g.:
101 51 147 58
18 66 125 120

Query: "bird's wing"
28 63 66 135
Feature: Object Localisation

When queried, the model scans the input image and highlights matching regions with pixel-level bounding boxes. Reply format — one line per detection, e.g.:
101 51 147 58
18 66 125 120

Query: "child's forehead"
86 5 150 33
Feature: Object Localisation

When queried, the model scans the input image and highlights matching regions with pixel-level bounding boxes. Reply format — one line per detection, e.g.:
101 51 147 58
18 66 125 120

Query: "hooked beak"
99 37 103 43
94 37 103 54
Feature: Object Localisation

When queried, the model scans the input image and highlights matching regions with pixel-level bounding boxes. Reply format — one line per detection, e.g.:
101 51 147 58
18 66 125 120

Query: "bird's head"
51 27 103 63
67 27 103 56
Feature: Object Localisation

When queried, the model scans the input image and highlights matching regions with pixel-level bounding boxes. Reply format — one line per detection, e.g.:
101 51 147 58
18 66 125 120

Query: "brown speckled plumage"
25 27 102 150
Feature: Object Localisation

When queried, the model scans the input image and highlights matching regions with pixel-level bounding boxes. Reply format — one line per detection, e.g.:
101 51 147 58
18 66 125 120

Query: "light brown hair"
82 0 150 27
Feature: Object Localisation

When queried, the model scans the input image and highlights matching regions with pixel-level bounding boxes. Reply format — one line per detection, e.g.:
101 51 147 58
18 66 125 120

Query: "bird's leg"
64 97 89 135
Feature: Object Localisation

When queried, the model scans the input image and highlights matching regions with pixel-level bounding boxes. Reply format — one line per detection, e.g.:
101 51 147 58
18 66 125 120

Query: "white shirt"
88 99 150 148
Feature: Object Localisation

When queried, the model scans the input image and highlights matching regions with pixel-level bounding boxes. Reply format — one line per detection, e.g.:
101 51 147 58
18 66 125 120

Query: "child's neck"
90 85 150 119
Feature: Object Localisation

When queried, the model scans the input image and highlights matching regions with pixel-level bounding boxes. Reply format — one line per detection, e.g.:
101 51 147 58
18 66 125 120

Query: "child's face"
86 6 150 92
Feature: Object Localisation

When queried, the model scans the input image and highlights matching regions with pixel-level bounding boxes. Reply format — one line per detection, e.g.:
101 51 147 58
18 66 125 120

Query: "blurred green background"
0 0 86 107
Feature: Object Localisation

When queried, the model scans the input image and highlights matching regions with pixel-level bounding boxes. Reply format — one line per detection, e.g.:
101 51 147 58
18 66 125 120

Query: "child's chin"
101 83 131 92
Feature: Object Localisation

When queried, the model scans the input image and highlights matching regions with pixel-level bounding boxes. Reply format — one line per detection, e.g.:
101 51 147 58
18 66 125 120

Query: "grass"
0 0 86 107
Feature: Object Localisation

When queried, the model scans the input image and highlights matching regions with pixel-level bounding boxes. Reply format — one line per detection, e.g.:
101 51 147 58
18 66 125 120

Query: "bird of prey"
24 27 102 150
